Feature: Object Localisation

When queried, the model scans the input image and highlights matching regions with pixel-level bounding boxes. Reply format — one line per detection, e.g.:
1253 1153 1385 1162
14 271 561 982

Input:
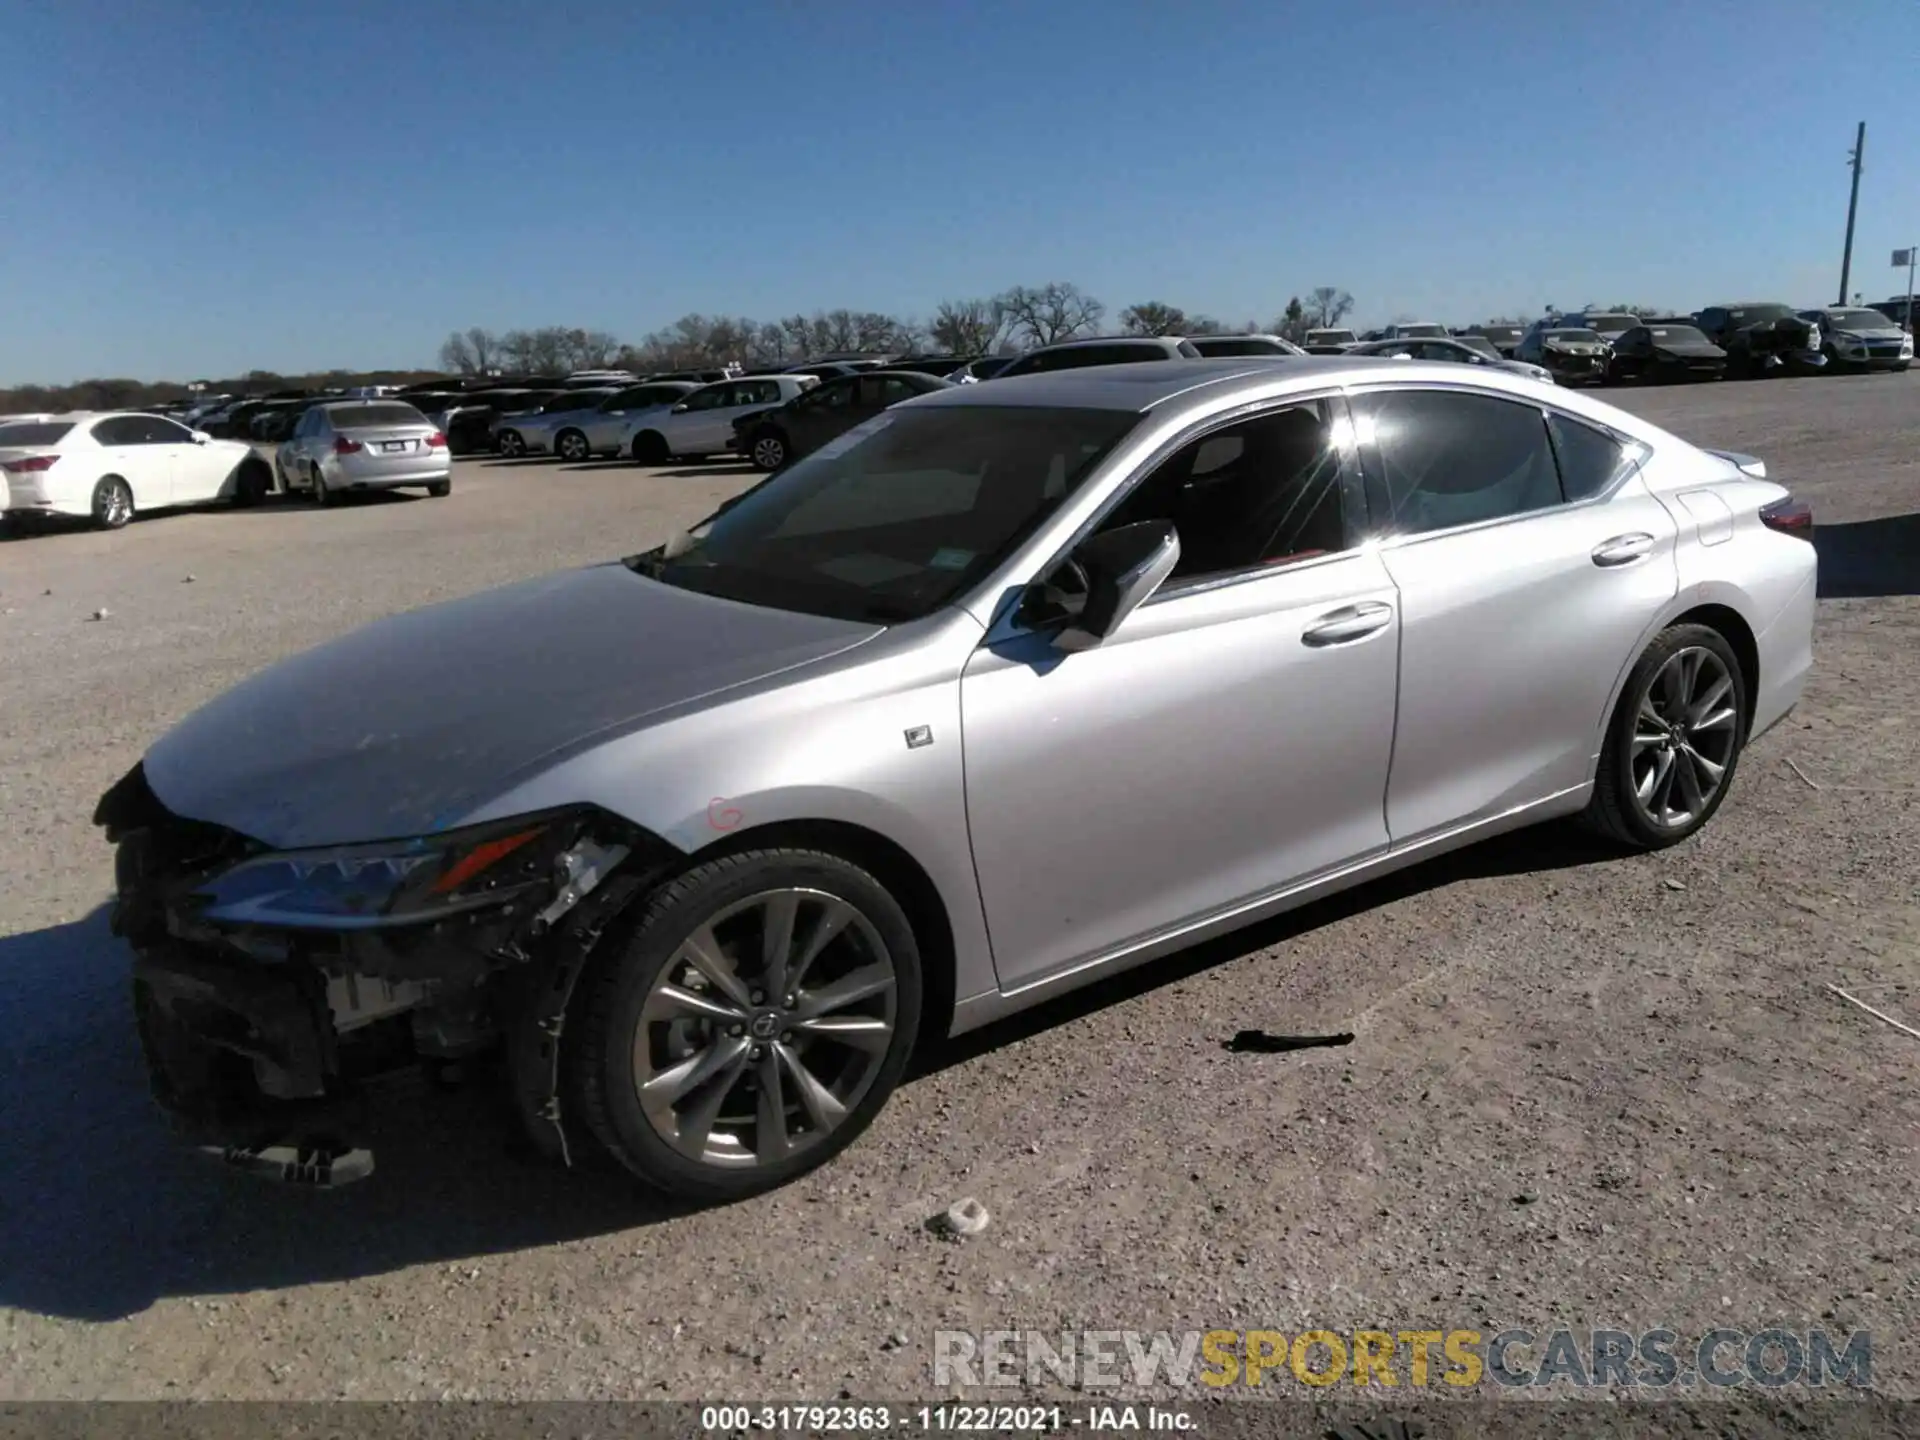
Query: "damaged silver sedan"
99 358 1815 1200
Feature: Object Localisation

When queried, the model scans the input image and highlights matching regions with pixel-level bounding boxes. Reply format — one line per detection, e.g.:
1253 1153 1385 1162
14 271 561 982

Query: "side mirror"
1048 520 1181 652
192 430 211 443
670 403 689 414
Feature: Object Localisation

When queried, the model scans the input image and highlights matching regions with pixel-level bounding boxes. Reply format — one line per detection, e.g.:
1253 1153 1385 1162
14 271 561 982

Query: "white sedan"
0 412 270 530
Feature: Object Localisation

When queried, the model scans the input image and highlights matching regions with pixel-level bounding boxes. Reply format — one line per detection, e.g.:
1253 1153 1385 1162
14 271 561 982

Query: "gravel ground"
1 374 1917 1411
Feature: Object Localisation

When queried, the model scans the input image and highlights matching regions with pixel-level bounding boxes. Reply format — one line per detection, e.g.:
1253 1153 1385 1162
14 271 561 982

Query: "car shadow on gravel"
0 906 691 1323
912 822 1624 1080
1814 512 1920 598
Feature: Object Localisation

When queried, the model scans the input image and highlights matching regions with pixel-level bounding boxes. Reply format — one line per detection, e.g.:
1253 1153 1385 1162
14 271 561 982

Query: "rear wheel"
92 476 134 531
312 473 333 507
567 848 922 1201
631 431 669 465
427 479 450 498
1583 624 1747 850
556 429 590 462
498 430 526 458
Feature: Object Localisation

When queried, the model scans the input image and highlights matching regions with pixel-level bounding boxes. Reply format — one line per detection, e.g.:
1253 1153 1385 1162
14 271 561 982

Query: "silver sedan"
275 400 451 505
101 357 1815 1199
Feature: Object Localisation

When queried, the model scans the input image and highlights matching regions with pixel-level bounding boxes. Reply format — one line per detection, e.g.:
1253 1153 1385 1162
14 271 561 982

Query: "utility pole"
1839 121 1865 304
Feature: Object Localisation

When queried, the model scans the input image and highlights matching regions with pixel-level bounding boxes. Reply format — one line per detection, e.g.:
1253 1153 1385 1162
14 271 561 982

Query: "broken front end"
94 763 676 1183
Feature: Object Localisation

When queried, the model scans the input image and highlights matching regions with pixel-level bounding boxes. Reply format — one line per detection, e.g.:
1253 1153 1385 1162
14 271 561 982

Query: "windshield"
0 421 74 446
1826 308 1895 329
627 406 1140 624
1546 329 1604 344
1481 327 1522 343
1455 336 1498 358
1395 324 1446 338
1307 330 1356 344
1725 305 1793 324
1192 337 1291 356
1648 326 1710 345
329 403 428 429
540 391 611 413
1585 315 1637 332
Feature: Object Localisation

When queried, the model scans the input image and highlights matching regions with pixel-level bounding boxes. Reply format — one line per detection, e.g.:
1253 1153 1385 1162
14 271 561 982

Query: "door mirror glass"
1037 519 1181 651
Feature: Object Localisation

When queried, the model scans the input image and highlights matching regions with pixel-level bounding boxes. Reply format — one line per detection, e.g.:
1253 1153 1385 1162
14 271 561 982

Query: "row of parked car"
1302 298 1916 385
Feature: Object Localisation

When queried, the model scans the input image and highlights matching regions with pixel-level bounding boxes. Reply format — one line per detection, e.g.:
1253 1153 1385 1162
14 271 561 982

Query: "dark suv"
1692 303 1825 379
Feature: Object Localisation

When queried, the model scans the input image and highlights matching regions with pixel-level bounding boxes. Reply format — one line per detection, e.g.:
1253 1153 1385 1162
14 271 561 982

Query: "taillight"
333 436 363 455
426 432 447 449
1 454 59 473
1759 495 1814 540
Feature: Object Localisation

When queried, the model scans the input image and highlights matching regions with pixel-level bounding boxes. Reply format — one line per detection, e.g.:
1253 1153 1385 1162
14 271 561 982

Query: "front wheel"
631 431 670 465
92 476 134 531
556 429 589 462
498 431 526 458
749 430 788 471
231 457 271 507
426 479 450 498
567 848 923 1201
1582 624 1747 850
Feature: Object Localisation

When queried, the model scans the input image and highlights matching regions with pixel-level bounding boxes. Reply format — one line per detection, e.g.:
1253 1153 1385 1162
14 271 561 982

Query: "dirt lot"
2 374 1917 1408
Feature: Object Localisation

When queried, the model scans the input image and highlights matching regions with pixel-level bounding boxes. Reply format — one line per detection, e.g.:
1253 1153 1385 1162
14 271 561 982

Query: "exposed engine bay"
94 762 678 1183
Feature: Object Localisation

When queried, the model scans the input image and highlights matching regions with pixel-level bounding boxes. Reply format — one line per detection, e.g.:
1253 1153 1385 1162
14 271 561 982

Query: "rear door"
666 383 738 452
1346 384 1678 842
144 414 230 501
91 416 174 507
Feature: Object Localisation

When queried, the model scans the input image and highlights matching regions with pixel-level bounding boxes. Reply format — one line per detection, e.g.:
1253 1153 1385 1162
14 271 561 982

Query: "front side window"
629 406 1139 623
90 417 137 445
1092 401 1355 582
1352 389 1561 537
681 385 733 412
739 380 782 406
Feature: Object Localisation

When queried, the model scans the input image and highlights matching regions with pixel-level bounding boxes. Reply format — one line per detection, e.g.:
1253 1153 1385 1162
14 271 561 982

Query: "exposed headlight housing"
188 808 597 930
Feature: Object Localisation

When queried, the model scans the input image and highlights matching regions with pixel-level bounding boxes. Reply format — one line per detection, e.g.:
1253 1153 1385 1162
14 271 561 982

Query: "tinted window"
329 404 427 429
682 385 733 411
1647 326 1710 345
738 380 783 406
876 376 922 405
1356 390 1561 536
1096 402 1353 581
1453 336 1499 359
2 421 76 445
1826 308 1895 328
1192 337 1291 356
1548 413 1637 502
632 406 1139 624
810 379 858 411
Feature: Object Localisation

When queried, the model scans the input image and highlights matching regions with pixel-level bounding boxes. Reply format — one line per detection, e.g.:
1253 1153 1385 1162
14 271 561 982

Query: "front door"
961 397 1401 991
1347 384 1680 843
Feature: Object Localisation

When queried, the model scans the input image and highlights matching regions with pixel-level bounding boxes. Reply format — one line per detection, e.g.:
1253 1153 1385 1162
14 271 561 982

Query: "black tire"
498 430 526 458
92 476 134 531
556 428 590 463
566 847 923 1202
427 479 450 498
749 429 788 471
1582 623 1748 851
312 473 333 508
231 457 270 508
631 431 670 465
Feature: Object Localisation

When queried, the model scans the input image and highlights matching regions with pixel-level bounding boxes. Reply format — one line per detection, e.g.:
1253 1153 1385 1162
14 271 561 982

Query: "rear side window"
1354 390 1562 536
1547 413 1638 502
329 404 426 429
738 380 783 405
1 422 76 445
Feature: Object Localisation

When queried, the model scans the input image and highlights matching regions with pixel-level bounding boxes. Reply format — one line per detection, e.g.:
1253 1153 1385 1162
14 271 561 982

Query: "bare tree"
1185 315 1226 336
1305 287 1356 329
1275 297 1308 342
438 331 479 374
930 298 1004 355
1119 301 1189 336
997 282 1104 347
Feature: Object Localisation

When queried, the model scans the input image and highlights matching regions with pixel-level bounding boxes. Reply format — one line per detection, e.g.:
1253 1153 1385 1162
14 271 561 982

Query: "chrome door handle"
1302 601 1394 646
1592 532 1656 566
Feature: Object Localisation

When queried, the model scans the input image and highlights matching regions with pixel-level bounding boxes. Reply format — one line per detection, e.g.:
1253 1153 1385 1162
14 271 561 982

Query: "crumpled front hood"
143 564 880 850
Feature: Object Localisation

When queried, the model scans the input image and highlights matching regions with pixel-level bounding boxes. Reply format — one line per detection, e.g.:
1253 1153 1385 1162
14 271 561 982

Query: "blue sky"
4 0 1917 384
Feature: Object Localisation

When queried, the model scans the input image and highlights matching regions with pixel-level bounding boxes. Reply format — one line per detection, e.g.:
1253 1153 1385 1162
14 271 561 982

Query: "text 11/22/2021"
698 1404 1198 1433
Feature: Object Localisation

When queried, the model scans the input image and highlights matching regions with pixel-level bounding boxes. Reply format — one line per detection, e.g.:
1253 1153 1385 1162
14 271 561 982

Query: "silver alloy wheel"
633 887 897 1169
500 431 524 457
559 431 588 461
98 479 132 527
1630 645 1738 829
752 434 785 469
